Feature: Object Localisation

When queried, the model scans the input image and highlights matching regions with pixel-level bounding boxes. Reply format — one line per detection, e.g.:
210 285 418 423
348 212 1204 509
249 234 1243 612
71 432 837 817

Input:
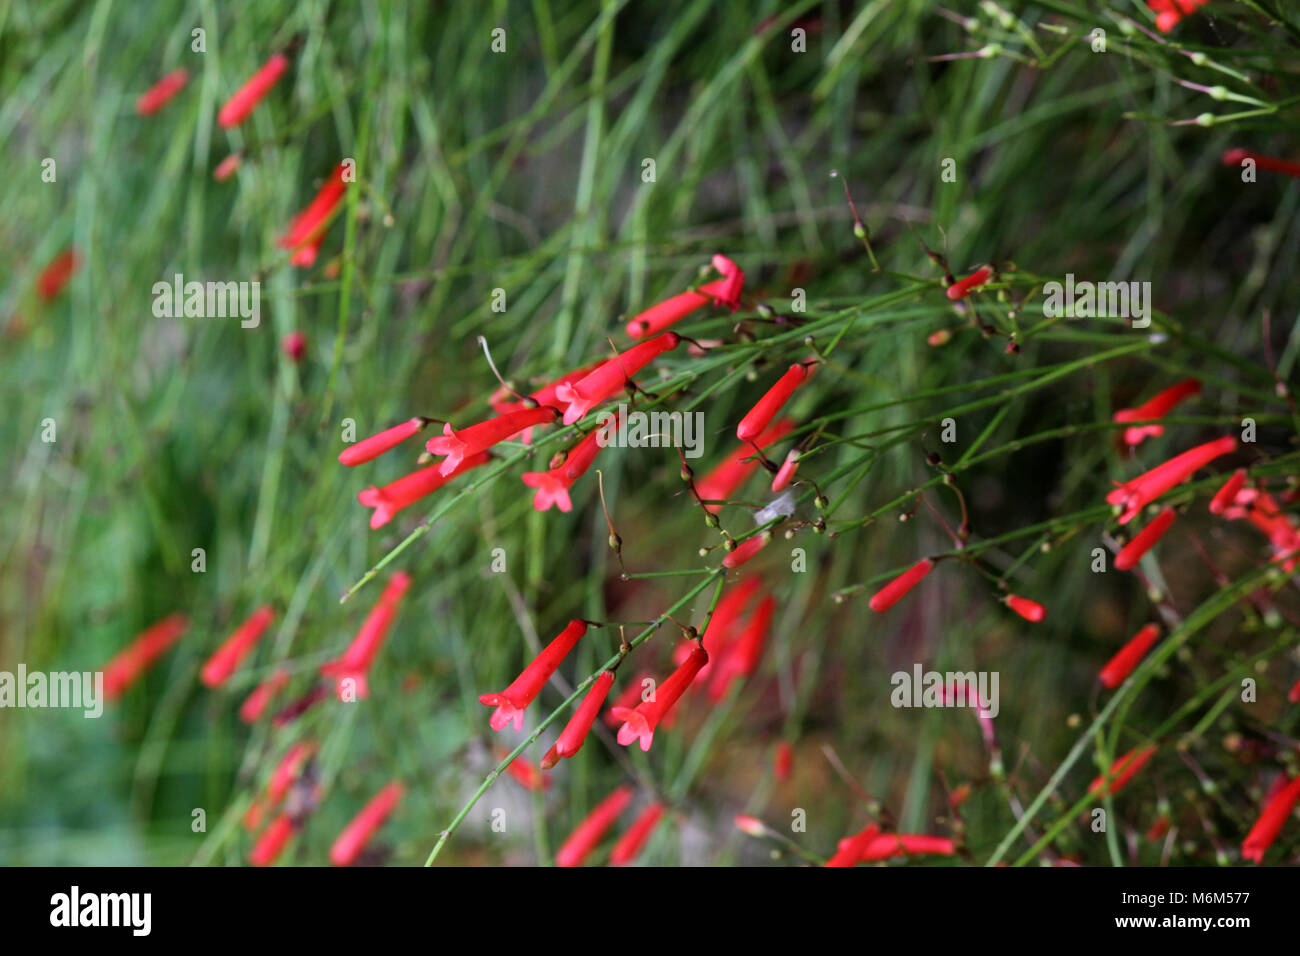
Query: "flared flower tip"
610 706 654 752
478 693 526 732
521 470 573 513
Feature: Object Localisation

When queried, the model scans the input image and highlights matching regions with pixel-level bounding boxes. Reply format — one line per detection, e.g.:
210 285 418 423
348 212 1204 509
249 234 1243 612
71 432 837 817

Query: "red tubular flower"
249 814 296 866
200 605 275 688
102 613 189 700
1149 0 1210 33
1222 147 1300 179
330 782 403 866
611 645 708 752
1106 435 1236 524
859 833 957 861
358 452 490 529
774 741 793 781
1089 744 1157 797
708 595 774 701
695 419 795 514
556 785 634 867
239 667 290 724
868 559 934 613
319 572 411 699
1209 469 1248 515
1113 379 1200 447
427 406 558 476
1004 594 1046 623
736 364 811 443
1241 773 1300 862
1236 489 1300 570
267 742 316 805
279 162 350 263
946 266 992 300
1099 623 1161 689
623 282 722 339
542 670 615 769
37 249 80 302
556 334 681 425
136 68 189 115
604 671 654 727
339 417 429 466
825 823 882 866
214 153 242 182
1114 507 1177 571
282 331 307 363
500 751 551 792
479 620 587 731
218 52 289 128
520 411 618 513
489 363 601 430
711 254 745 308
722 532 771 569
1289 676 1300 704
771 450 800 492
610 802 665 866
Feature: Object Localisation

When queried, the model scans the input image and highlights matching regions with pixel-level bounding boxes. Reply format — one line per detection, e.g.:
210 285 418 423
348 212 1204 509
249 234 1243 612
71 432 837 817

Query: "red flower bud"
219 52 289 128
1114 507 1177 571
330 782 403 866
1099 623 1161 689
200 605 275 688
868 559 934 613
556 785 633 867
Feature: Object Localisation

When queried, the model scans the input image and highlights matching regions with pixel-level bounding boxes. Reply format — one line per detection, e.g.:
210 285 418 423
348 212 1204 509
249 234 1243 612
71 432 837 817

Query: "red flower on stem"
708 595 774 701
520 410 620 513
1209 469 1248 515
319 572 411 699
239 667 290 724
136 68 189 115
541 670 615 769
213 153 242 182
200 605 276 688
1114 507 1177 571
249 814 296 866
555 785 634 867
610 802 666 865
358 452 490 529
218 52 289 128
426 406 558 476
825 823 881 867
556 333 681 425
101 613 189 700
1088 744 1157 797
37 249 80 302
858 833 957 862
1149 0 1210 33
1099 624 1162 689
774 741 793 781
330 782 404 866
603 670 654 727
500 750 551 792
946 266 992 300
722 532 771 569
339 417 430 466
278 162 351 267
1004 594 1046 623
695 419 794 514
1241 773 1300 863
1105 435 1236 524
479 620 587 731
868 559 934 613
1222 147 1300 179
771 449 800 492
736 364 811 443
1113 379 1200 447
610 645 708 752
